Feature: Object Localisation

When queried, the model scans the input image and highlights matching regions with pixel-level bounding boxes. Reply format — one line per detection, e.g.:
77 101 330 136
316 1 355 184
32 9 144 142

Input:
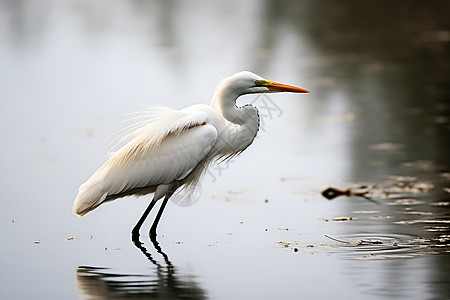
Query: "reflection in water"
76 265 206 300
76 237 207 300
132 233 173 267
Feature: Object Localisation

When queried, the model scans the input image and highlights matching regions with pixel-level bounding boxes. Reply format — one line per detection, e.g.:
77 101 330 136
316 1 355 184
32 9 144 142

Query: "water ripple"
324 233 450 259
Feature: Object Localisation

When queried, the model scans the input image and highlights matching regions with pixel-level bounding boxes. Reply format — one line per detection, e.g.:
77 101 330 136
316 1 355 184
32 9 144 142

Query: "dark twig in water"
325 234 351 244
321 176 435 203
321 187 379 204
325 235 383 246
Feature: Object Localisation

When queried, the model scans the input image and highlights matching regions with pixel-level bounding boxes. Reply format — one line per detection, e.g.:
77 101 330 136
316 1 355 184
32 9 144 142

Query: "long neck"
213 81 248 125
212 84 260 152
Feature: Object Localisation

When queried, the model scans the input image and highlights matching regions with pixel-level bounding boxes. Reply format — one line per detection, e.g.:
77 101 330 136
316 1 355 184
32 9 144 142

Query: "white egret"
73 71 310 239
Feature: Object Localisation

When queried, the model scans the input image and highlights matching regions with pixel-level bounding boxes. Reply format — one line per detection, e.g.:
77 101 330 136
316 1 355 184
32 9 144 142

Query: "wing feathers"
108 107 208 168
73 107 217 216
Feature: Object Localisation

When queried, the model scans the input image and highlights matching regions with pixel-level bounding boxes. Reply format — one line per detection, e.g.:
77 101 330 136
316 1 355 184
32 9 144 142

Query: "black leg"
149 197 169 238
132 197 157 243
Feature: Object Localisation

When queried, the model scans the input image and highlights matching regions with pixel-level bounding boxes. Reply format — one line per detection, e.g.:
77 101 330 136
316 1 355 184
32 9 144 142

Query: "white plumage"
72 71 310 239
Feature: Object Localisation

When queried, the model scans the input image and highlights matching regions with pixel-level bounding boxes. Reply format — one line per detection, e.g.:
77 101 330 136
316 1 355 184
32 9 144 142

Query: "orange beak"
264 81 311 93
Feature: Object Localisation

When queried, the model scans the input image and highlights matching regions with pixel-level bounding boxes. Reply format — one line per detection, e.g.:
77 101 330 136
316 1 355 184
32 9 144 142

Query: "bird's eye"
254 80 265 86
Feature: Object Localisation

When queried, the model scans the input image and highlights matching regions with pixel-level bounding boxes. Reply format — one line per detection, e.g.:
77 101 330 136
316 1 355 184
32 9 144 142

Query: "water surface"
0 0 449 299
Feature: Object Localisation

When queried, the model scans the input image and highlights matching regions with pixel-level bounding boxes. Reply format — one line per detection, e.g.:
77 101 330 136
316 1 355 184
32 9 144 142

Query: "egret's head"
222 71 310 95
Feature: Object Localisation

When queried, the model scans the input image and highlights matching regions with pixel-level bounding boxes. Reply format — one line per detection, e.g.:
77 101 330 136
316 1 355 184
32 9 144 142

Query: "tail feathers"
73 180 107 217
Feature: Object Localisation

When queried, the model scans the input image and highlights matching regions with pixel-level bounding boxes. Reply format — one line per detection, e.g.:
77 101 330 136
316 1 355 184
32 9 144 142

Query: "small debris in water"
334 216 353 221
277 241 298 249
322 176 435 202
322 233 450 259
34 241 40 244
278 242 290 248
66 237 75 240
264 199 269 203
321 186 374 202
321 187 352 200
324 216 353 222
325 235 382 246
293 248 299 252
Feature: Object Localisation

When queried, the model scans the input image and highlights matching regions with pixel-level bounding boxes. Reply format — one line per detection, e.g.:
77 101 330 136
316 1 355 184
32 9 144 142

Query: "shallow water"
1 0 449 299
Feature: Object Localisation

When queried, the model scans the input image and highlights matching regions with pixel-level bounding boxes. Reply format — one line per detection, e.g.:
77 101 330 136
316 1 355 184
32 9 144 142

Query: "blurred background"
0 0 449 299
